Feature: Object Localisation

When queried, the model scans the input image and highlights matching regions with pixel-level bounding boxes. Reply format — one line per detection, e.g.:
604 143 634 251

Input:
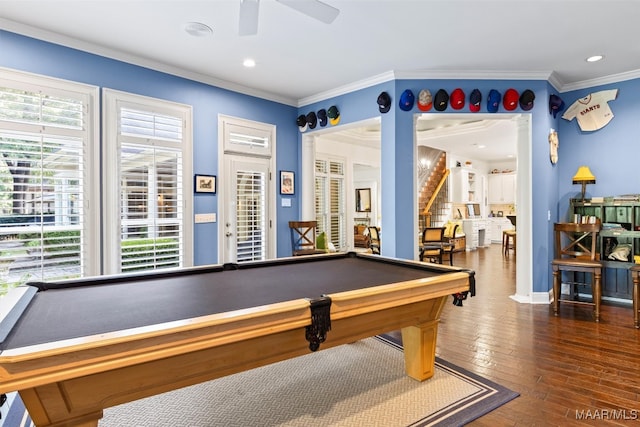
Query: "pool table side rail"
0 266 472 394
0 298 311 392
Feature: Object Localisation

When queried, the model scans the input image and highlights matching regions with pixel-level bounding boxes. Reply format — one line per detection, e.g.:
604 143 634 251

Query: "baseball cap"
503 88 519 111
399 89 415 111
317 108 328 126
519 89 535 111
327 105 340 125
450 88 465 110
377 92 391 113
296 114 307 132
306 111 317 129
469 89 482 112
434 89 449 111
549 94 565 118
487 89 501 113
417 89 433 111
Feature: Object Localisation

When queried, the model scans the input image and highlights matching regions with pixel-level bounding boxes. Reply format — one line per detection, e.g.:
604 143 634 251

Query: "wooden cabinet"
451 167 479 203
571 197 640 300
488 173 516 204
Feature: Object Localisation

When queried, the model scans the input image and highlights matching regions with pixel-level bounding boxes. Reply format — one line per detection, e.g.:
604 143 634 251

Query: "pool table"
0 252 475 427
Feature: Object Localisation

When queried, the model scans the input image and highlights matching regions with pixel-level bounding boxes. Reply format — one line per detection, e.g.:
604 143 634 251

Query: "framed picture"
194 174 216 193
280 171 294 195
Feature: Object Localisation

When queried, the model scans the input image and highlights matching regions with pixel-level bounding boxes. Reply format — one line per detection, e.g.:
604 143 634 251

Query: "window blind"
0 83 90 293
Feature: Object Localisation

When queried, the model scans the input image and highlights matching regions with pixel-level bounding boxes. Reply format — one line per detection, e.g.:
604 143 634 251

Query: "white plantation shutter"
314 158 346 250
235 170 266 262
103 89 192 274
0 75 97 293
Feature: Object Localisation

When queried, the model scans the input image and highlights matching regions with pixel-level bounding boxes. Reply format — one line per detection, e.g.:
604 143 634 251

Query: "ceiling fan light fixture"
184 22 213 37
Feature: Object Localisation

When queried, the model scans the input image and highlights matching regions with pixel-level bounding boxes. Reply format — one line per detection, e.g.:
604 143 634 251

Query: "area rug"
3 336 518 427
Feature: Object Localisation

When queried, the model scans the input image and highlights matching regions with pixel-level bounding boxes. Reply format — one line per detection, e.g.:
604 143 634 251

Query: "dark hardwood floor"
434 245 640 426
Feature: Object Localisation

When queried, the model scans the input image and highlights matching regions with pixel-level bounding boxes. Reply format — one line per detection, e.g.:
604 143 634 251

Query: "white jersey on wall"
562 89 619 131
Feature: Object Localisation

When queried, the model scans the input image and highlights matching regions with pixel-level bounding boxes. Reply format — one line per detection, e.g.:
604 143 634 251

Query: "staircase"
418 151 451 229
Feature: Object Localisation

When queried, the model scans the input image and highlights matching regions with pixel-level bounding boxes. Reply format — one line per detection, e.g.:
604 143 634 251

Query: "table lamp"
572 166 596 201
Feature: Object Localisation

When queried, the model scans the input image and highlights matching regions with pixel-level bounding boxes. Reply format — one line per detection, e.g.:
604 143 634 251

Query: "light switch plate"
195 213 216 223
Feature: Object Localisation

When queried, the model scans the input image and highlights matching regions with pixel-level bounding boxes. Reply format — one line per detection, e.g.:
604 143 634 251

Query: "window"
0 70 99 294
315 157 345 250
103 89 192 274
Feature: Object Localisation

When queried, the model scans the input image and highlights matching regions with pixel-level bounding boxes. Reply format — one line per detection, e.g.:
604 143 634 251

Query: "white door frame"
217 115 276 264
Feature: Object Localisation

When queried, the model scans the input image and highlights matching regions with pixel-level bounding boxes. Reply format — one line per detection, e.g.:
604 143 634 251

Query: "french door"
222 156 270 263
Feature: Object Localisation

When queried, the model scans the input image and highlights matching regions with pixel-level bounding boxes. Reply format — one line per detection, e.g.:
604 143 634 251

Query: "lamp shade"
572 166 596 184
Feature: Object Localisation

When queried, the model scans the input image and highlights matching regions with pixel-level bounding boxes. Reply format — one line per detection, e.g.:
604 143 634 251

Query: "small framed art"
194 174 216 193
280 171 294 195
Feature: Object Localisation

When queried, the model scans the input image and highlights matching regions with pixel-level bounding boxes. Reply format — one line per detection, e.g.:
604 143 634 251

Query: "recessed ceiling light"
586 55 604 63
477 144 486 149
184 22 213 37
243 58 256 68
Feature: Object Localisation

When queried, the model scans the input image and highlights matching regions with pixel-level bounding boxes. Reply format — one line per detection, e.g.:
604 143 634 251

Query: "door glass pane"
236 170 266 262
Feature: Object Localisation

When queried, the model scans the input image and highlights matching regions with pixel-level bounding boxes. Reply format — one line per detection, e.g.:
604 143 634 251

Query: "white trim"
102 88 193 273
217 115 277 263
5 18 638 106
0 67 100 277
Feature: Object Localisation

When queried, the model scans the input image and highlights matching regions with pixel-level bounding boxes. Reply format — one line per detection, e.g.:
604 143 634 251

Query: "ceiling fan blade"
277 0 339 24
239 0 260 36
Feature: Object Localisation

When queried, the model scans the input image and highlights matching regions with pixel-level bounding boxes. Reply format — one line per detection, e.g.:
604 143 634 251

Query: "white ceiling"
1 0 639 106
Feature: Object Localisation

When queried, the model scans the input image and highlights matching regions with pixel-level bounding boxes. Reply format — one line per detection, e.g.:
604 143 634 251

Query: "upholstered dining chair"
288 221 326 256
551 222 603 321
419 227 454 265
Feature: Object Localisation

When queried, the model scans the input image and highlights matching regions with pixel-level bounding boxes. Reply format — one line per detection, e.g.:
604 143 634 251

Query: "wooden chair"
288 221 326 256
367 226 380 254
551 222 603 321
630 265 640 328
419 227 454 265
503 229 516 256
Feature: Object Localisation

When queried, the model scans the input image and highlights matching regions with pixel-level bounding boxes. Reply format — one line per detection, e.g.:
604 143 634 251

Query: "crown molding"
558 68 640 93
0 19 298 106
297 71 396 107
5 18 640 106
394 70 554 81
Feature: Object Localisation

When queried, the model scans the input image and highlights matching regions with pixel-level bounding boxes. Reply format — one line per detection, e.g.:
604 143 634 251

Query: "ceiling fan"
239 0 340 36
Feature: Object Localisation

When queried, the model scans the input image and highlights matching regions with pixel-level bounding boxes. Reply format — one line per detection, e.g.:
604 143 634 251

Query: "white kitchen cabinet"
488 173 516 204
451 167 479 203
489 217 514 243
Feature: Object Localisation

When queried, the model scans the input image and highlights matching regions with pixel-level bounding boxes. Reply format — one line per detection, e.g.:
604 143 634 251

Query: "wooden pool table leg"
400 319 440 381
20 387 102 427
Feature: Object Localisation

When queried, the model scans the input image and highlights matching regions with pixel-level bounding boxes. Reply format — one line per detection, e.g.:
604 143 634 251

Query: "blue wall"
557 80 640 216
0 30 299 264
3 29 638 296
309 79 558 294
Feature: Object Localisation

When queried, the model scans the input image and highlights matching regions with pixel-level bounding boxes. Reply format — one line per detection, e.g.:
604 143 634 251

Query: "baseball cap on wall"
519 89 535 111
417 89 433 111
317 108 328 126
306 111 317 129
377 91 391 113
434 89 449 111
399 89 415 111
549 94 565 118
327 105 340 125
450 88 465 110
503 88 519 111
296 114 307 132
469 89 482 112
487 89 501 113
